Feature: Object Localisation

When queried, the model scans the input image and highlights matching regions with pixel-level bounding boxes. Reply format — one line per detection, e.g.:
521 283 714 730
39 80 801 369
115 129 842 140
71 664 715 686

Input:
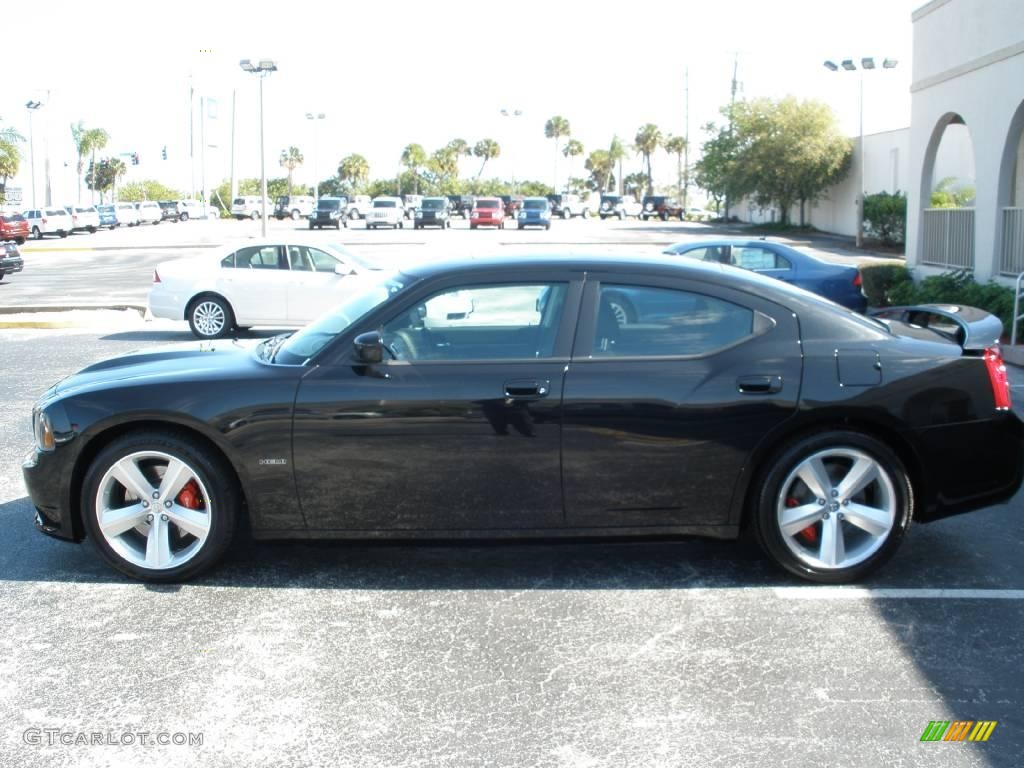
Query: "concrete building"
905 0 1024 283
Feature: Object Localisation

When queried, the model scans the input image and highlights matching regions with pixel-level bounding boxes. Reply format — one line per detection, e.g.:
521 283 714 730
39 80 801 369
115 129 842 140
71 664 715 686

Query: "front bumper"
23 447 79 542
1 255 24 274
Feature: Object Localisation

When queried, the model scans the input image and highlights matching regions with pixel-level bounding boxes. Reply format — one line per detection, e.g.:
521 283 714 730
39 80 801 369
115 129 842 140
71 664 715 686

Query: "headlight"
33 408 55 452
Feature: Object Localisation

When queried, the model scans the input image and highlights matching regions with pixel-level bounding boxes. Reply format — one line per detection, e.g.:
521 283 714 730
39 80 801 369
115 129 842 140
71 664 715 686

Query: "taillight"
153 270 161 283
984 346 1011 410
853 271 862 288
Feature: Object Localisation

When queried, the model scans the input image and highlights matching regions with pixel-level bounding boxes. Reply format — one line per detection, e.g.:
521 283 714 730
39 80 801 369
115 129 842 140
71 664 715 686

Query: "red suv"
470 197 506 229
0 213 30 245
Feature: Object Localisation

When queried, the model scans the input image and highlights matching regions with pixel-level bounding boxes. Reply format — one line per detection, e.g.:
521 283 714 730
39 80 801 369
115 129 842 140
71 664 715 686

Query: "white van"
231 196 264 220
273 195 316 220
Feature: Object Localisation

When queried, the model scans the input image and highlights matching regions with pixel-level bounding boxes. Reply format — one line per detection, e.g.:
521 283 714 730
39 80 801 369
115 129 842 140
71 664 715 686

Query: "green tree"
863 191 907 246
0 139 21 202
694 121 742 214
279 146 304 196
337 154 370 192
400 143 428 194
562 139 584 191
585 149 613 194
472 139 500 180
117 180 184 202
71 123 110 203
634 123 662 196
663 134 687 204
544 116 571 190
86 157 127 203
624 172 648 201
608 136 626 193
930 176 975 208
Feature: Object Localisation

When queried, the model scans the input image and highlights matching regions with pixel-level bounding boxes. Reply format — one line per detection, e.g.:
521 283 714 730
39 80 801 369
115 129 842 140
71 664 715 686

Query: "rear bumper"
147 286 185 320
913 411 1024 522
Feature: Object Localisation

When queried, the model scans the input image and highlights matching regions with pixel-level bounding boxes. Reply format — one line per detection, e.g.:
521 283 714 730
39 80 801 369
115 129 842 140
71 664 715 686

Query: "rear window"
233 198 246 205
2 214 26 222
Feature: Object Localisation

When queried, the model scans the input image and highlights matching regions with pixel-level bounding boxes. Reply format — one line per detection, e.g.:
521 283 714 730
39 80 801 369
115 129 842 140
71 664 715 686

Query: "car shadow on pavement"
3 493 1022 592
99 329 285 343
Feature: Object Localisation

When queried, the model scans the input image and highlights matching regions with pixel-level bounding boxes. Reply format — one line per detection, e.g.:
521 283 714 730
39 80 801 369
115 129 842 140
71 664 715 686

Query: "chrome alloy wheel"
776 447 896 570
192 301 227 337
94 451 212 570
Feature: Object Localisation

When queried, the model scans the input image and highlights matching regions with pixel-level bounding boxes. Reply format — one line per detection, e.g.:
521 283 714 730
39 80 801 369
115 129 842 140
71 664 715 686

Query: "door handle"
736 375 783 395
504 379 551 400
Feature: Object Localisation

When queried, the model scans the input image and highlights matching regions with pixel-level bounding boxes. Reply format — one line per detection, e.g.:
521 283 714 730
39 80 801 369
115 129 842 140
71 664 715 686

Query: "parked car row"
4 200 216 240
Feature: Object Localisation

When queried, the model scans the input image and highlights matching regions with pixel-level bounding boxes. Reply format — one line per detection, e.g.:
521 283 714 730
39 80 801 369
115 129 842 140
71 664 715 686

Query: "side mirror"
353 331 384 364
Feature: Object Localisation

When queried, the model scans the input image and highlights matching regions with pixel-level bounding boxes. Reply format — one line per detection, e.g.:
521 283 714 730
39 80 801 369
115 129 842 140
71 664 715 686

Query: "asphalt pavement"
2 222 1021 768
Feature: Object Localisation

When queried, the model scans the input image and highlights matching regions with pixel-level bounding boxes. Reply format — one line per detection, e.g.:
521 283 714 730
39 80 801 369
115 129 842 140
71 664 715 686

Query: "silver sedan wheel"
776 447 896 570
192 301 226 337
94 451 212 570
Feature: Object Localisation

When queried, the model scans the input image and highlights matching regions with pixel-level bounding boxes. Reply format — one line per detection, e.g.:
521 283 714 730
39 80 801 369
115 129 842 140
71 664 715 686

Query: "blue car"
517 197 552 230
96 204 118 230
662 239 868 313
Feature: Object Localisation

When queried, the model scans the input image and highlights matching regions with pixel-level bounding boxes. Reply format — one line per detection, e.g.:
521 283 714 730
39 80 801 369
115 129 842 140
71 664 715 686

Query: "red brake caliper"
787 496 818 545
176 480 204 510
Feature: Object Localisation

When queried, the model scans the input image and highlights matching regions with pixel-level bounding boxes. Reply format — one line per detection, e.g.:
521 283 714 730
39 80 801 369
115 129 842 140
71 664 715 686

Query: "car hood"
55 340 261 396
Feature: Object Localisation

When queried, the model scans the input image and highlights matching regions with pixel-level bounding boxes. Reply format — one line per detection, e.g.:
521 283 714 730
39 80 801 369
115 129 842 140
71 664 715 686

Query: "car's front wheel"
250 211 259 221
187 295 235 339
752 431 913 583
180 212 190 222
81 431 239 581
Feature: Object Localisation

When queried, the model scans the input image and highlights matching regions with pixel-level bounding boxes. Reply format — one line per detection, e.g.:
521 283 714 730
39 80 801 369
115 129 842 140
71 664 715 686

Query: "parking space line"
773 587 1024 600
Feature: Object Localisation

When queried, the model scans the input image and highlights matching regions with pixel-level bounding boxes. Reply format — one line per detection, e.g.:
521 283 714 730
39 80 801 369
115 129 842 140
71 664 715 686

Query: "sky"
4 0 920 204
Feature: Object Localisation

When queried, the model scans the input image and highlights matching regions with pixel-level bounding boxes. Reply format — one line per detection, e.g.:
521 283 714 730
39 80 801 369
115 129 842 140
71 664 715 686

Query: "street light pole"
500 108 522 195
25 101 42 209
240 59 278 237
824 57 898 249
306 112 325 203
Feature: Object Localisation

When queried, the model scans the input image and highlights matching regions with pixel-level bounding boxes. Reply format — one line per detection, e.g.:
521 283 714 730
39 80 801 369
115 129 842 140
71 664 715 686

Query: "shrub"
886 270 1015 335
862 192 906 246
860 263 912 307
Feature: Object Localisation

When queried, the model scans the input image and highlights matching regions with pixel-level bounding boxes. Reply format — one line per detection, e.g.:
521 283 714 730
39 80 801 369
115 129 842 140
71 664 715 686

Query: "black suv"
414 197 452 229
308 197 348 230
447 195 473 218
640 196 685 221
158 201 182 222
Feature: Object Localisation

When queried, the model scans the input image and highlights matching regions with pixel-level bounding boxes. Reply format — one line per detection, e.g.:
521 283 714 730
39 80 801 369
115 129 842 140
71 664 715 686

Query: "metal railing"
921 207 975 269
1000 207 1024 276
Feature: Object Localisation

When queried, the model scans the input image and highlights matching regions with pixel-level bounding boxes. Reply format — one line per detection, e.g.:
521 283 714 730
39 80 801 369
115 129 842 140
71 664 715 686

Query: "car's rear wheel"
81 432 238 582
290 209 300 220
563 210 571 220
187 295 234 339
15 236 25 245
752 431 913 583
250 211 259 220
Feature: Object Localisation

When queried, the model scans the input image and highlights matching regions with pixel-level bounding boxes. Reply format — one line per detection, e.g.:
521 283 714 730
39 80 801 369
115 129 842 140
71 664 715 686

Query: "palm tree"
663 134 687 204
473 139 500 180
446 139 471 181
86 128 109 203
0 139 21 201
563 139 584 185
401 143 427 194
338 154 369 191
71 123 109 203
634 124 662 195
585 149 613 193
544 116 571 191
608 136 626 193
108 157 127 202
279 146 304 196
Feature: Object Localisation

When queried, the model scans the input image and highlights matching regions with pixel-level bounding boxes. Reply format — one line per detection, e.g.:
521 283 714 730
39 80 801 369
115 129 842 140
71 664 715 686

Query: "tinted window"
233 198 245 205
382 284 567 362
592 285 753 358
523 199 547 210
731 246 791 270
317 199 342 210
234 246 281 269
373 200 397 208
476 200 499 209
421 199 445 210
681 245 731 264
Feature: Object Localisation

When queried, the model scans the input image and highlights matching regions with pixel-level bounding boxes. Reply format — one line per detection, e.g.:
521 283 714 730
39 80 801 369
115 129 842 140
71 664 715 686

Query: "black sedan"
23 256 1022 583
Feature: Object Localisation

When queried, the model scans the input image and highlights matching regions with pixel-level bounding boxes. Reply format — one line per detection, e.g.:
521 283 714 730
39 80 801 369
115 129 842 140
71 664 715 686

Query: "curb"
0 304 146 315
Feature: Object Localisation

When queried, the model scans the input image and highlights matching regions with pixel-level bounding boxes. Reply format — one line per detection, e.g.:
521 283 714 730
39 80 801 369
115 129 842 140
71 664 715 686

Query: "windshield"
476 200 499 209
373 200 397 208
273 272 411 365
523 199 547 210
602 196 622 203
317 199 342 210
421 199 445 210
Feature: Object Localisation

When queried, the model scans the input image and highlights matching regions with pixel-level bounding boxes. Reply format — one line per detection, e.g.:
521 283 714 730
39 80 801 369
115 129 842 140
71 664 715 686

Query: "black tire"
660 212 668 221
250 211 259 220
15 236 25 245
180 213 190 222
545 223 551 230
0 272 4 281
187 295 235 339
81 430 239 582
88 226 97 233
640 214 647 221
59 230 68 238
563 210 571 220
751 430 913 584
518 225 523 230
599 215 607 221
291 210 300 220
618 212 625 220
309 222 314 230
471 224 477 230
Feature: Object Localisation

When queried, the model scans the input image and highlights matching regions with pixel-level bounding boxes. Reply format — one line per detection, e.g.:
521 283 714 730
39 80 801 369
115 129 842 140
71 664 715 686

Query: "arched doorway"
918 113 977 269
997 101 1024 276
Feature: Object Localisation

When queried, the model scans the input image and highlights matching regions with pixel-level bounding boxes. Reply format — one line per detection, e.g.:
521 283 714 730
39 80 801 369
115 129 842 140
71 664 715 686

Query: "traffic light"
161 146 167 161
131 152 139 166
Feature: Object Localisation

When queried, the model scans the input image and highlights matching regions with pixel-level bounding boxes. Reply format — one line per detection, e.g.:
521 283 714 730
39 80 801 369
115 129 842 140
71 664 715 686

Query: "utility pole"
188 76 195 202
724 54 738 221
200 96 207 204
683 66 690 211
229 90 237 206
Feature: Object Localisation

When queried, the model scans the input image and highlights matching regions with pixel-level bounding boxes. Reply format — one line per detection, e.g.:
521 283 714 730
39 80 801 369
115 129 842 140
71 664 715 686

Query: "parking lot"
1 219 1022 767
